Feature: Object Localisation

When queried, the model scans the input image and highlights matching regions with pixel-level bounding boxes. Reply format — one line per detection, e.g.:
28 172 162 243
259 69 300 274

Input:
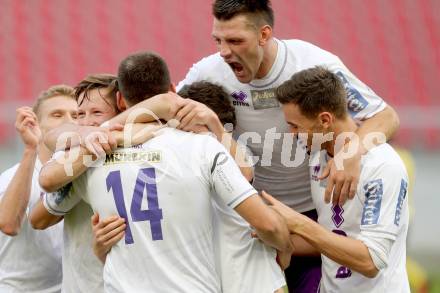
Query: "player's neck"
38 143 53 164
255 38 278 79
326 117 358 157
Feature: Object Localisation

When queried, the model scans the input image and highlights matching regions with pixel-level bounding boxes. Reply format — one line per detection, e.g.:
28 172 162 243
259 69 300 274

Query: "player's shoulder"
191 52 230 75
194 51 224 66
361 143 408 179
282 38 341 67
145 127 221 150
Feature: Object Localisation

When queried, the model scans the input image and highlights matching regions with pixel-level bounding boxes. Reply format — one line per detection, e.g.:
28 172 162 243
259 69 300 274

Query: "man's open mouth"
228 62 245 77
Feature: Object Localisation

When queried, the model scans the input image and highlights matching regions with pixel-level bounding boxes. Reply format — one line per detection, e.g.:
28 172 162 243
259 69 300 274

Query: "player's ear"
116 91 127 112
318 112 333 130
259 25 272 46
169 83 176 93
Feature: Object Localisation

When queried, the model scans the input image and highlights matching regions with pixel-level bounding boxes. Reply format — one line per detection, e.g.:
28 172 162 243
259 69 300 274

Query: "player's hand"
319 147 361 206
261 191 297 225
116 123 165 147
78 126 118 158
174 99 222 137
91 213 126 264
276 249 292 270
15 107 42 150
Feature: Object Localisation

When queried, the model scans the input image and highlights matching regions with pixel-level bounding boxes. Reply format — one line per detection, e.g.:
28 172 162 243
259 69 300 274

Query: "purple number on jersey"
131 168 163 240
107 170 135 244
106 168 163 244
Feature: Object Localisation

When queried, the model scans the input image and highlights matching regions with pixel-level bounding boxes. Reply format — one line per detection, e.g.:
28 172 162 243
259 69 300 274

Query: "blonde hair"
32 85 75 117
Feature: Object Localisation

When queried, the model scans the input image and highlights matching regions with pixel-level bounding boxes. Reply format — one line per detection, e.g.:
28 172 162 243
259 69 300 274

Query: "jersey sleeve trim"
43 193 68 216
227 187 256 208
360 99 387 120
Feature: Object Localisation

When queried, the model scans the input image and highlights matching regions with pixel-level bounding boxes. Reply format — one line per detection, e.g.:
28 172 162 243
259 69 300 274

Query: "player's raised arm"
29 183 80 230
107 92 184 126
39 146 90 193
0 108 40 236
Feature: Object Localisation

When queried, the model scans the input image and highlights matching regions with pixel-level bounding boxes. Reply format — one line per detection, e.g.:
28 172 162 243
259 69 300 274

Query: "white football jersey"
0 160 63 293
62 200 104 293
42 163 105 293
73 128 257 292
211 196 285 293
178 38 387 212
309 144 410 292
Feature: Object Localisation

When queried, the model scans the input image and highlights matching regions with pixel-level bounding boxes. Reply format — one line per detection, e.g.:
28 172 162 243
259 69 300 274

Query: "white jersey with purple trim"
309 144 410 292
178 38 387 212
73 128 257 293
0 160 63 293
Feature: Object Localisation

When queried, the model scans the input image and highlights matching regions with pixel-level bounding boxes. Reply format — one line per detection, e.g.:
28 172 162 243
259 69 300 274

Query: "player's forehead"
40 95 77 114
78 88 112 111
282 103 310 126
212 14 256 39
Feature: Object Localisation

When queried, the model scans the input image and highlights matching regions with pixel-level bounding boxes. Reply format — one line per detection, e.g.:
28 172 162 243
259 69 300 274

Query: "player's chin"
234 72 253 83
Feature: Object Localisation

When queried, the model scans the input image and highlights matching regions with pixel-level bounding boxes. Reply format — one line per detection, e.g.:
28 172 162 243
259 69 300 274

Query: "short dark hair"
74 73 118 110
213 0 274 28
276 66 348 119
118 51 171 105
178 81 236 127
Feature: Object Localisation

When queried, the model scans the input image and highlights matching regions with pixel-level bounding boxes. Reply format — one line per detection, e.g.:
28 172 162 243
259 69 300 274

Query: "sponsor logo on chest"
104 150 162 165
231 91 250 107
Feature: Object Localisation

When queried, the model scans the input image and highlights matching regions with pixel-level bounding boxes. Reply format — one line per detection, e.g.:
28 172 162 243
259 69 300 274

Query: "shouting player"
173 1 400 290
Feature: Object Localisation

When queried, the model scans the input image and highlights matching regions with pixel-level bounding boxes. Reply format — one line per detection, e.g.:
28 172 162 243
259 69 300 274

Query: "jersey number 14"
106 168 163 244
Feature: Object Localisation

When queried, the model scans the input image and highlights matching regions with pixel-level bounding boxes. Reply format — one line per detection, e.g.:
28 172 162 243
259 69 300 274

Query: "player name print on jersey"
362 179 384 225
336 71 369 117
250 88 279 110
104 150 161 165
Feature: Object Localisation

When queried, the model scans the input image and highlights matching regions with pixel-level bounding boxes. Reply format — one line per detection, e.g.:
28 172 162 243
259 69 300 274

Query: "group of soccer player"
0 0 411 292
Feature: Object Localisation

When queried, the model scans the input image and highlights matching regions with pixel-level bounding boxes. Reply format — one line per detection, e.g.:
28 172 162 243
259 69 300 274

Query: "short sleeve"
204 137 257 209
43 183 81 216
327 61 387 121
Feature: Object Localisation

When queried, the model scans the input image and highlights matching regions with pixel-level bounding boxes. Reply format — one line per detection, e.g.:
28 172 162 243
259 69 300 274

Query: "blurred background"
0 0 438 291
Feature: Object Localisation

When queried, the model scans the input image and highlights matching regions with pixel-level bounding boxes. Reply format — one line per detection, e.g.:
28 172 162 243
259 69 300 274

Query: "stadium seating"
0 0 438 148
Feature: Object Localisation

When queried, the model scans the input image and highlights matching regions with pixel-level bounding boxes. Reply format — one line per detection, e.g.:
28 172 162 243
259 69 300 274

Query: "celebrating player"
30 74 124 293
0 85 77 292
173 0 400 290
263 66 410 292
37 52 293 292
93 80 287 293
